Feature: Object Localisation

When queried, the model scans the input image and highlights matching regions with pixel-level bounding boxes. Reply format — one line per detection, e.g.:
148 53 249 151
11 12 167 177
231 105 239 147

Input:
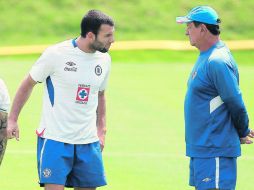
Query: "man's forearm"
9 75 36 122
97 91 106 138
224 94 249 138
0 112 7 165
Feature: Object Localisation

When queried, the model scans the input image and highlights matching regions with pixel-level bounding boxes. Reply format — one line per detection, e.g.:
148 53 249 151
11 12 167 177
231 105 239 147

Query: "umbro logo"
192 71 197 79
202 178 211 182
65 61 76 66
64 61 77 72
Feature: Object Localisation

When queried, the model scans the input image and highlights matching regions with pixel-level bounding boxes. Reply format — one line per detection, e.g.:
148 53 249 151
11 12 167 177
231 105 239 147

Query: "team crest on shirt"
43 168 52 178
95 65 102 76
75 84 90 104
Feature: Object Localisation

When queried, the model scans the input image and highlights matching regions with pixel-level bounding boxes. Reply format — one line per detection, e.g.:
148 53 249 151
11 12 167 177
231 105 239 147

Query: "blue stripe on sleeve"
46 76 54 106
72 38 78 48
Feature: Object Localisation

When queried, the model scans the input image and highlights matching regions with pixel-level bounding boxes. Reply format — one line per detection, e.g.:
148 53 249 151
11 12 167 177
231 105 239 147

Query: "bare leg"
44 184 65 190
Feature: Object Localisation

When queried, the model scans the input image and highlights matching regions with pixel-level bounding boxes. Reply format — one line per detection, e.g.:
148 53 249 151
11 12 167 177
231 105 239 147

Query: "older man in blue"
176 6 254 190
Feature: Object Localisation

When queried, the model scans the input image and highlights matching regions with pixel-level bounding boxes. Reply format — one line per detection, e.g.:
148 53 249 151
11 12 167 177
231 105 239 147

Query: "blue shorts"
37 137 107 188
189 157 236 190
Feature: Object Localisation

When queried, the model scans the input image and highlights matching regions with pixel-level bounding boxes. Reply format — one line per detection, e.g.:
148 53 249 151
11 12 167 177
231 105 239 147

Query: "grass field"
0 50 254 189
1 0 254 46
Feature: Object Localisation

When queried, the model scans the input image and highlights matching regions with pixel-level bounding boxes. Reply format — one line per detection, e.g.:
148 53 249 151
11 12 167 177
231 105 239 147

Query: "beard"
90 40 109 53
97 47 108 53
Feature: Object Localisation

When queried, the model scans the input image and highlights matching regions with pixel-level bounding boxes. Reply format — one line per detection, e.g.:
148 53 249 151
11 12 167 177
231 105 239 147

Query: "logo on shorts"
202 177 211 182
43 168 52 178
95 65 102 76
75 84 90 104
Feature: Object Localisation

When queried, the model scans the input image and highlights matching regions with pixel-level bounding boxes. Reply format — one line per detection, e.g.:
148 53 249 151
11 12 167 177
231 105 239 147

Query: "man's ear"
200 24 208 33
87 31 95 41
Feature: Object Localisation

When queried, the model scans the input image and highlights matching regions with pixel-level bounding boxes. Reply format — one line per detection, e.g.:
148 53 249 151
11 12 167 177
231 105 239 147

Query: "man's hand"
99 135 105 151
5 75 37 142
240 129 254 144
7 119 19 141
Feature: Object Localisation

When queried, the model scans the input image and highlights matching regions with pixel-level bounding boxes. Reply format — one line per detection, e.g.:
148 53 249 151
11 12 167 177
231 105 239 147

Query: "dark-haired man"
176 6 254 190
7 10 114 190
0 79 10 166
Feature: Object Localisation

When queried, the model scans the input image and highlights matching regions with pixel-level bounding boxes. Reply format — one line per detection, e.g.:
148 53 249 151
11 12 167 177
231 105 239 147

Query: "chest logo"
95 65 102 76
76 85 90 104
64 61 77 72
192 71 197 79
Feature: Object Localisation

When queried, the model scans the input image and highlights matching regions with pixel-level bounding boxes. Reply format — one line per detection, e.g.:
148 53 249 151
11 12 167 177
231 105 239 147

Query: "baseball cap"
176 6 219 25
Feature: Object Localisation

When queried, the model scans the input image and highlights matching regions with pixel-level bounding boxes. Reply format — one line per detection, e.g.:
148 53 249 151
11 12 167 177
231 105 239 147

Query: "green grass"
0 0 254 46
1 49 254 64
0 52 254 189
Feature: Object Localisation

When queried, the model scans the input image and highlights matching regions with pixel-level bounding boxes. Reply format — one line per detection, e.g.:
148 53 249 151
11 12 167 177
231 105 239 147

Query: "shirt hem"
38 135 99 145
186 144 241 157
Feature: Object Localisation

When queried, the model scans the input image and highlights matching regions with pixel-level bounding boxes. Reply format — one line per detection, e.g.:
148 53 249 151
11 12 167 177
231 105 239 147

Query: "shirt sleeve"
0 79 10 113
208 58 240 100
99 54 111 91
208 57 249 137
29 48 55 83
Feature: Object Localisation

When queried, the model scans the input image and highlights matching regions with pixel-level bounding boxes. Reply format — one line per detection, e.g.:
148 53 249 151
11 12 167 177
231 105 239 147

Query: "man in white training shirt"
0 79 10 166
7 10 114 190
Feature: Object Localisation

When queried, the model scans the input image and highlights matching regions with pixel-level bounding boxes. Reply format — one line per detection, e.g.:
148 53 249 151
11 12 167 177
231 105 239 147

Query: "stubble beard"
90 40 109 53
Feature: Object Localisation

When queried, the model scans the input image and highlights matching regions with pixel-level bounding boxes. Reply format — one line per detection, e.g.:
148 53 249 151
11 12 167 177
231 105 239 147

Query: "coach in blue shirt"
176 6 254 190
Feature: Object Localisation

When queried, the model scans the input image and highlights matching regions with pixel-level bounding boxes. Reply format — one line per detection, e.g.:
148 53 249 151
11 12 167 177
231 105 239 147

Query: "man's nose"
110 36 115 43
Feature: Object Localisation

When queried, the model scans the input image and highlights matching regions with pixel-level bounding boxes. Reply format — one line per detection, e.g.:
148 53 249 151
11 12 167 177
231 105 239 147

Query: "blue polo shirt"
184 41 250 158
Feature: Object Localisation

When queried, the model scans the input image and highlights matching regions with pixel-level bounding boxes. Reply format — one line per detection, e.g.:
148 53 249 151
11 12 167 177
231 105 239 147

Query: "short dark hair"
80 10 114 37
193 19 221 35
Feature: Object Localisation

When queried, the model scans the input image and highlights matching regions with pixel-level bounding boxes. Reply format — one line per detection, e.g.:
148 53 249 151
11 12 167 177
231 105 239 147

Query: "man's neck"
75 36 96 53
199 35 220 52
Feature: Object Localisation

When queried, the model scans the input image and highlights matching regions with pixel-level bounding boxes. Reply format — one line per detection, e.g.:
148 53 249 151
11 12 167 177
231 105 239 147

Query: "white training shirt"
0 79 10 113
30 39 111 144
